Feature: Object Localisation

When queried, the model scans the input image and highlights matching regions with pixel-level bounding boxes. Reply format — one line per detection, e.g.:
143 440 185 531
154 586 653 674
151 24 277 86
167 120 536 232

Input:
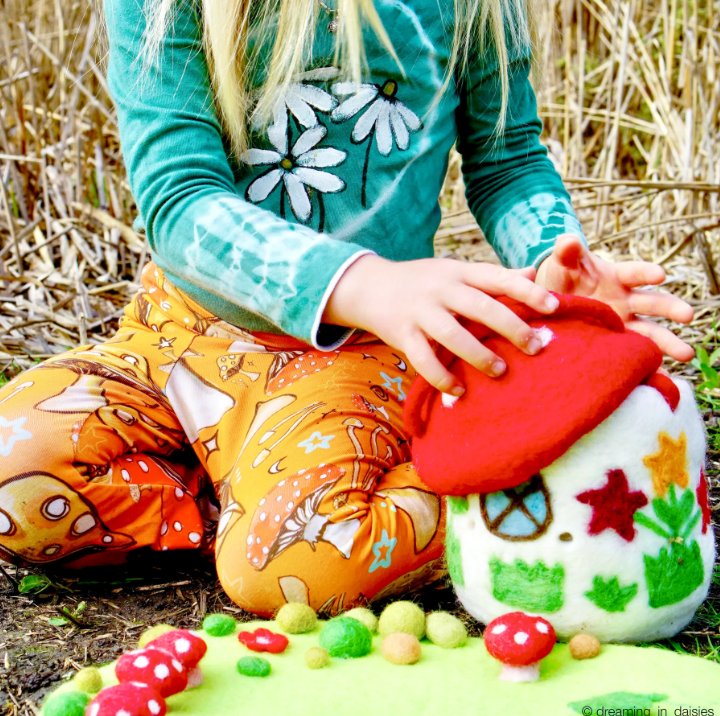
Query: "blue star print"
297 431 335 454
0 416 32 457
380 372 405 401
369 529 397 573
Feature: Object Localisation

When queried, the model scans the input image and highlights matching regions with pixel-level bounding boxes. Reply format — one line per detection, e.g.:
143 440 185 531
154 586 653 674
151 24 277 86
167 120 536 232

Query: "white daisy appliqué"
243 125 346 225
331 79 422 206
331 79 422 156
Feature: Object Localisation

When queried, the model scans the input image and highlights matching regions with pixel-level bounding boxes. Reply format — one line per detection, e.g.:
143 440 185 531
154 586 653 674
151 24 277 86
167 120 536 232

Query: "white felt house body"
447 378 716 642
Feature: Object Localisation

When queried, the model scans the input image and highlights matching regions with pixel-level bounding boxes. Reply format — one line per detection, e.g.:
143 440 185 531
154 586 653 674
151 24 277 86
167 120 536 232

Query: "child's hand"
535 234 694 361
323 255 560 395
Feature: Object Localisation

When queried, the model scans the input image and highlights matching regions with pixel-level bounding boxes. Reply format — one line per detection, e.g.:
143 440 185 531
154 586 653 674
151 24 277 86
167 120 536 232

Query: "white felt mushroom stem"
187 667 203 689
499 662 541 682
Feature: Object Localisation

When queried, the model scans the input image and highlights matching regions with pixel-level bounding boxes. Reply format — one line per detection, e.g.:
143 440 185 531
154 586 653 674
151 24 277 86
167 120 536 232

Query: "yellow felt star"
642 431 689 497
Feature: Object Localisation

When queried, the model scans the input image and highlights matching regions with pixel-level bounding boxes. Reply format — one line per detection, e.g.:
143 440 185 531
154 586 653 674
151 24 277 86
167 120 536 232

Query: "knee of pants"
215 552 281 618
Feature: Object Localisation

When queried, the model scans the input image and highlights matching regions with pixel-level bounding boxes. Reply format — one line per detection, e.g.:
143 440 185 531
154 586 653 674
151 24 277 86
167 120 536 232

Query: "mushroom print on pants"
0 263 445 616
405 294 715 642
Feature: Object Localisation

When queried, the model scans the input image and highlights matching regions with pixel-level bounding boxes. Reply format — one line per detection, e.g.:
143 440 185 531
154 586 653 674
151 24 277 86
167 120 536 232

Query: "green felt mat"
45 620 720 716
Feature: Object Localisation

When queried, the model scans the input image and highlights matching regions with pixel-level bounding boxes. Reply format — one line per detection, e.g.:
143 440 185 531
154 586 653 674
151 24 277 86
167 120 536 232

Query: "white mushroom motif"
331 79 422 156
243 125 346 224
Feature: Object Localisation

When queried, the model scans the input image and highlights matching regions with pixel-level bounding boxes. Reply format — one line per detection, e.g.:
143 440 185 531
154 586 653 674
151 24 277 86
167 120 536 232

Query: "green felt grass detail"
203 613 237 637
237 656 271 677
568 691 667 714
585 575 638 613
43 692 91 716
445 515 464 587
446 496 469 514
635 485 704 608
490 557 564 613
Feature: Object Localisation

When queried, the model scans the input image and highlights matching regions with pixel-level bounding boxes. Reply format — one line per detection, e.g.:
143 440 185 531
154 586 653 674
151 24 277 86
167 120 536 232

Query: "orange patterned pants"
0 264 445 616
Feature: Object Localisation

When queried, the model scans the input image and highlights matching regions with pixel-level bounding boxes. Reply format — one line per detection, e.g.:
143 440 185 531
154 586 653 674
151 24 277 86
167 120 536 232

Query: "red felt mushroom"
115 646 188 697
147 629 208 689
484 612 556 682
238 627 289 654
86 682 166 716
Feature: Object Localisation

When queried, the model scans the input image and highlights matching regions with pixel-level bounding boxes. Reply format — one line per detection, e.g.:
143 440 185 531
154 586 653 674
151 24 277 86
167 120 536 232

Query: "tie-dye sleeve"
104 0 371 348
456 55 586 269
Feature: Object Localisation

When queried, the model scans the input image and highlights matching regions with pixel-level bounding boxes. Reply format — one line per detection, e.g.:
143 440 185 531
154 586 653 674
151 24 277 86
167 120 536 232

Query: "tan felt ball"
381 633 422 665
72 667 103 694
304 647 330 669
569 634 602 660
138 623 176 648
276 603 318 634
343 607 379 634
378 601 426 639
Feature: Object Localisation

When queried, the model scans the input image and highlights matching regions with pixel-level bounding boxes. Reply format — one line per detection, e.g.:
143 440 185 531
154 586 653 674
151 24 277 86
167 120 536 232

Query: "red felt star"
697 469 711 535
576 469 648 542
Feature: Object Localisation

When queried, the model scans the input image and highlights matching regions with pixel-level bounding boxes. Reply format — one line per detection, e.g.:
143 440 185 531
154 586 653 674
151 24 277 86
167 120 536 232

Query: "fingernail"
451 385 465 397
527 337 542 355
545 295 560 311
491 360 506 376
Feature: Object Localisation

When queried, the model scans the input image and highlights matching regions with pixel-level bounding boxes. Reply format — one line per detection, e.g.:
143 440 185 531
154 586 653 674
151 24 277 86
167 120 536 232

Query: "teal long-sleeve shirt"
105 0 584 348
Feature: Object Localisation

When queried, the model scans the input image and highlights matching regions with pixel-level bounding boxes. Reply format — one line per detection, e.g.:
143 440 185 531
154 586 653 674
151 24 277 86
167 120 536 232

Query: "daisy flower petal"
351 101 383 143
267 104 289 155
296 147 346 168
246 169 284 203
285 92 319 128
331 81 377 97
298 67 341 82
294 168 345 193
294 83 338 112
375 103 393 156
390 105 410 150
284 173 312 222
292 125 328 157
332 86 379 122
242 149 283 166
394 101 423 132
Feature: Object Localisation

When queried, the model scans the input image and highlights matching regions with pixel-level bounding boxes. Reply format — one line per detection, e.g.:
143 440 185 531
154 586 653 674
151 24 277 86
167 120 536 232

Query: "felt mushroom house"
404 294 716 643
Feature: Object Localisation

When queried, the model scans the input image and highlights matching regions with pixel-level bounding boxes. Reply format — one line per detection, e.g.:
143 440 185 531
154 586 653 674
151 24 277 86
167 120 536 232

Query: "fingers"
402 331 465 396
628 290 694 324
420 310 509 381
552 234 586 270
615 261 666 288
443 285 544 356
626 318 695 362
461 264 559 314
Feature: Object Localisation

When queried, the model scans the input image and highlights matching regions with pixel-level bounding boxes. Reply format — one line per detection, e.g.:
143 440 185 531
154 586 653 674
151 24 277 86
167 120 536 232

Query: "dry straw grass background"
0 0 719 713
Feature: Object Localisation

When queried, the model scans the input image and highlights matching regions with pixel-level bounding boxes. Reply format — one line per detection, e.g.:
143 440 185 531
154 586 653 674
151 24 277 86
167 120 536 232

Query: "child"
0 0 693 617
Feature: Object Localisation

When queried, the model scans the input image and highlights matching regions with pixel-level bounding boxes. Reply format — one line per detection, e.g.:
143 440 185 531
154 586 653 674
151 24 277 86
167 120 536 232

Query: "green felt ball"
318 617 372 659
71 666 103 693
378 601 426 640
203 613 237 637
304 647 330 669
343 607 378 634
237 656 271 677
276 603 317 634
425 612 468 649
43 691 91 716
138 623 176 648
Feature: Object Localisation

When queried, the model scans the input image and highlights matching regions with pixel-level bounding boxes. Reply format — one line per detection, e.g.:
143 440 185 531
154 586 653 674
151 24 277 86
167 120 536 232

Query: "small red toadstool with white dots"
87 682 166 716
115 646 188 697
146 629 208 688
484 612 556 682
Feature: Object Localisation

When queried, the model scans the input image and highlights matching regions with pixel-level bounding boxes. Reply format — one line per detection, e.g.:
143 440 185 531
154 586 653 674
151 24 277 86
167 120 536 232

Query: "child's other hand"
323 255 560 396
535 234 694 362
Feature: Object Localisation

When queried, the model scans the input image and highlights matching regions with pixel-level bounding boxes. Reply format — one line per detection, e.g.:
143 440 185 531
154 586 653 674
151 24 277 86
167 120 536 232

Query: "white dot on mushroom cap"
262 547 269 554
278 480 286 487
133 655 150 668
287 502 293 510
294 490 301 498
117 710 131 716
173 659 183 672
256 537 261 544
277 495 283 502
161 522 168 536
88 705 100 716
176 638 191 653
173 521 182 532
298 469 306 475
259 512 267 521
514 632 529 645
491 624 507 635
154 663 170 680
320 474 327 479
535 621 549 634
247 535 254 545
274 515 281 522
253 557 259 563
319 464 325 467
149 701 162 715
259 498 266 506
189 532 201 543
121 469 130 482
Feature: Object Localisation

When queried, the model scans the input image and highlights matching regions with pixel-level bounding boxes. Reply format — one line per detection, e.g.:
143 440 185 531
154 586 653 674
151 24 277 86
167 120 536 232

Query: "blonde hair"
143 0 534 160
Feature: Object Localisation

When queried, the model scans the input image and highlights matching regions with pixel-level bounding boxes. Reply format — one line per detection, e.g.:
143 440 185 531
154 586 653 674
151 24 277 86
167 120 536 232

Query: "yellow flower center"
280 158 293 170
382 81 397 97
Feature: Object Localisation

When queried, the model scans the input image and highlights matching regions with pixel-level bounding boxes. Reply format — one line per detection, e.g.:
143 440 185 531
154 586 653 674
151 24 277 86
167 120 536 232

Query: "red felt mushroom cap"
115 646 188 697
484 612 556 666
87 682 166 716
147 629 207 669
